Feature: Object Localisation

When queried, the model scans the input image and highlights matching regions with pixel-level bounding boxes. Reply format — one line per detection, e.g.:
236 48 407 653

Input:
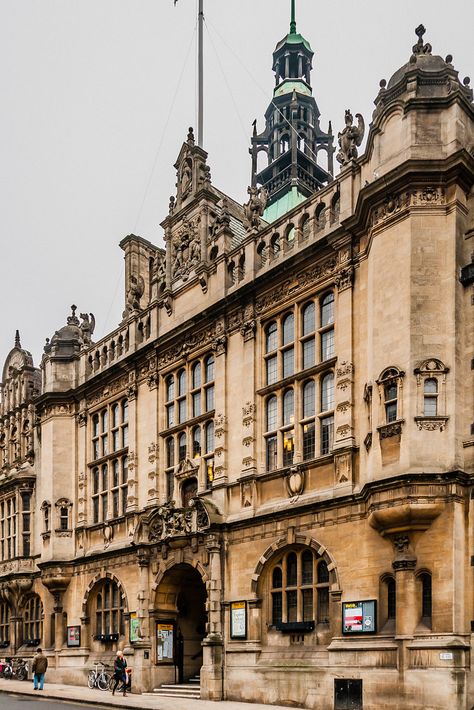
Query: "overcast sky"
1 0 472 369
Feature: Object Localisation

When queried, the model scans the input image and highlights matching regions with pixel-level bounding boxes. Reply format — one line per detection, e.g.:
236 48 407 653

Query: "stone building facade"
1 16 474 710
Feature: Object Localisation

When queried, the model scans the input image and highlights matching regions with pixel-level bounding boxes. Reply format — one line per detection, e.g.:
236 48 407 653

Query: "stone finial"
411 24 432 58
187 127 195 146
67 305 80 327
14 330 21 349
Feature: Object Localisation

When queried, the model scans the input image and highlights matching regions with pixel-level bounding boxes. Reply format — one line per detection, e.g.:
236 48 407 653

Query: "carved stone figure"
171 218 201 281
148 499 210 542
79 313 95 344
243 186 268 231
336 110 365 165
123 275 144 319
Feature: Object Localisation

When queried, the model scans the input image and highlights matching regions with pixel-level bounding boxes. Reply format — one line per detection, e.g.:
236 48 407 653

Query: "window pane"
101 410 108 432
283 348 294 378
385 382 397 401
317 560 329 583
93 468 99 494
205 422 214 453
302 588 313 622
122 456 128 483
283 390 294 425
166 403 175 428
192 362 201 389
272 567 282 588
92 415 99 438
302 551 313 584
122 400 128 423
321 416 334 455
192 392 201 418
283 430 294 466
386 401 397 422
193 427 202 457
266 436 277 471
424 378 437 394
321 293 334 327
422 574 432 618
287 552 297 586
321 329 334 361
166 375 174 401
303 338 315 369
282 313 294 345
387 578 396 619
122 424 129 447
303 381 315 418
266 355 278 385
266 396 277 431
272 592 282 626
112 430 119 452
166 438 175 468
302 302 315 335
303 423 315 460
205 385 215 412
424 397 437 416
112 404 119 428
178 399 187 423
112 460 119 487
178 370 187 396
317 588 329 623
321 373 335 411
179 434 187 461
287 590 297 622
266 322 278 353
205 355 215 382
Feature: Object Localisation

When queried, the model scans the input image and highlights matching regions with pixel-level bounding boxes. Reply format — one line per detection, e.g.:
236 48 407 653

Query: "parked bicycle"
2 657 28 681
87 661 111 691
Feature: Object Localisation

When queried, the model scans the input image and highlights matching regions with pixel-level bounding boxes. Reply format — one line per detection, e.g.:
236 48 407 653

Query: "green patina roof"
274 79 312 98
274 31 313 54
263 186 308 223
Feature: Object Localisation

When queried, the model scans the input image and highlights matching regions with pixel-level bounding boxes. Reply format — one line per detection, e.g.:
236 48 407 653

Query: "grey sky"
1 0 472 368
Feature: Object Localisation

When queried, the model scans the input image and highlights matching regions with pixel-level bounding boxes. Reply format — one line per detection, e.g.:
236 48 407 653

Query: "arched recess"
81 572 129 617
151 552 209 594
251 534 341 595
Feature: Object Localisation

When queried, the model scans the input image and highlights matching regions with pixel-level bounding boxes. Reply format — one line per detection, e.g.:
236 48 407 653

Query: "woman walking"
111 650 128 697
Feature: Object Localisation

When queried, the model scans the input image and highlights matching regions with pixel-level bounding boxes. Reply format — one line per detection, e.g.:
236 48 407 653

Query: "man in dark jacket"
32 648 48 690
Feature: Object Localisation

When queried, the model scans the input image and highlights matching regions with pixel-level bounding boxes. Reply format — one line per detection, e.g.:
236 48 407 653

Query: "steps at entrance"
147 678 201 700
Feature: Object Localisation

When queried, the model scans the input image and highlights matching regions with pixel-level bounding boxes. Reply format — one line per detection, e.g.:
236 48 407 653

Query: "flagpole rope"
205 16 325 167
203 20 251 147
132 17 198 235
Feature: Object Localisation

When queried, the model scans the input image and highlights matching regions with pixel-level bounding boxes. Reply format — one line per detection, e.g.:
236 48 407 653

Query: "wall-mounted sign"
130 612 140 643
230 601 247 639
439 652 453 661
67 626 81 647
342 600 377 634
156 621 174 663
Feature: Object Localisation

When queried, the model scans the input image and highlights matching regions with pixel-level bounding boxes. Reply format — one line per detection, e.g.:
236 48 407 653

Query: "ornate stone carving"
85 374 129 408
77 410 87 427
335 266 354 291
148 499 210 542
123 275 144 319
158 319 225 369
415 416 448 432
212 335 227 356
364 432 373 451
242 403 256 427
378 421 403 439
334 452 351 485
285 466 305 497
148 443 157 464
243 186 268 232
103 524 113 549
215 414 226 439
336 401 351 414
411 24 432 59
171 217 201 282
240 480 253 508
336 110 365 165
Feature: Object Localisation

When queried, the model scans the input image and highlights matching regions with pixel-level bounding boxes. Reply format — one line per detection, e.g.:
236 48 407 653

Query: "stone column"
53 593 65 651
201 534 224 701
391 535 417 638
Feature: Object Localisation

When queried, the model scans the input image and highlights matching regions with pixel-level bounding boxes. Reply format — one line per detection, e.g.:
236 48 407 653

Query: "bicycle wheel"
98 672 111 691
17 667 27 681
3 667 12 680
87 671 96 689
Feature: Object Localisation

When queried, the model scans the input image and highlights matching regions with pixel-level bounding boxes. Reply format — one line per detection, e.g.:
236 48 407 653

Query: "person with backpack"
32 648 48 690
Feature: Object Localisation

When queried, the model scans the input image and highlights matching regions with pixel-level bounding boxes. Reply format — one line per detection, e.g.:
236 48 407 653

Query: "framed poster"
130 612 140 643
342 600 377 635
230 601 247 639
67 625 81 647
156 621 175 663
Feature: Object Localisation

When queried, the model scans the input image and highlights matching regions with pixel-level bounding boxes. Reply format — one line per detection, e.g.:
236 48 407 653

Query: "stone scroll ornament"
336 110 365 166
148 498 210 542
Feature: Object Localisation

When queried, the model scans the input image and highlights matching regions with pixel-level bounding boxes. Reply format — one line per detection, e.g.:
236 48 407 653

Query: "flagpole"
198 0 204 146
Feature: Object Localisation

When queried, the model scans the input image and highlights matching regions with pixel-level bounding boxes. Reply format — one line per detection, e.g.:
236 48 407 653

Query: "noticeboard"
342 600 377 634
156 621 175 663
230 601 247 639
67 625 81 647
130 612 140 643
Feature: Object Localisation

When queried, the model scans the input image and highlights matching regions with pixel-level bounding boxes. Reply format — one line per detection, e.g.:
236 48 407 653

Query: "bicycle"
109 668 132 694
87 661 111 691
3 657 27 681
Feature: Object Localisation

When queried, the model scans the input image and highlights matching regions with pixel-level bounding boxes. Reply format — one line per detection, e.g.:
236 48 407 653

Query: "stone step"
160 684 201 690
147 692 201 699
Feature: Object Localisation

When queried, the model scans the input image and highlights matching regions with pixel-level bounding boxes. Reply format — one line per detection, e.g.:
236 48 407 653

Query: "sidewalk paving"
0 679 294 710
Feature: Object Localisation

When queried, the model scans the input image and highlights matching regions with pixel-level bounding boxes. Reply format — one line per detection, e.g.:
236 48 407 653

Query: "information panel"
230 601 247 639
67 626 81 647
130 612 140 643
342 600 377 634
157 621 175 663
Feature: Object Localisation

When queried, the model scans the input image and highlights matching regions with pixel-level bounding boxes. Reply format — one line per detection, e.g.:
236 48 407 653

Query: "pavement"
0 679 294 710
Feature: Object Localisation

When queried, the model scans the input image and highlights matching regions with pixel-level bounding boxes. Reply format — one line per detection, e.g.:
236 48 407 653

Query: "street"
0 695 108 709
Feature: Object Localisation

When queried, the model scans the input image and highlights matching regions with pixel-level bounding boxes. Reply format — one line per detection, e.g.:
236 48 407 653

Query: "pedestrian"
32 647 48 691
111 650 128 697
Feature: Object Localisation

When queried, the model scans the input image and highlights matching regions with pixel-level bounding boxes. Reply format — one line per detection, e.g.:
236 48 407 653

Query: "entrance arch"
154 563 207 684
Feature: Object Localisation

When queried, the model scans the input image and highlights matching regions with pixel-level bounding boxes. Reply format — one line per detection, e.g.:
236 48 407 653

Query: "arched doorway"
154 564 207 684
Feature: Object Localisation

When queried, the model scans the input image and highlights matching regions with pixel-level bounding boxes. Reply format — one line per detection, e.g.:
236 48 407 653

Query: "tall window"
420 572 432 623
378 368 403 425
320 293 335 361
269 548 330 627
90 399 129 523
163 354 216 498
23 596 42 644
21 493 31 556
386 577 396 620
423 379 438 416
0 497 17 561
94 580 125 637
0 602 9 644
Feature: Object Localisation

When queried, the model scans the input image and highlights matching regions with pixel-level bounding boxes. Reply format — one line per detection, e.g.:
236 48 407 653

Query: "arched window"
192 361 201 389
269 549 331 627
205 422 214 454
166 437 175 468
321 373 335 412
178 369 187 397
266 322 278 353
23 596 43 644
387 577 396 620
303 381 315 418
384 381 398 422
302 302 315 335
321 292 334 327
166 374 175 402
302 381 315 461
420 572 432 623
320 293 335 361
282 313 294 346
178 433 187 461
302 302 316 370
266 396 278 431
94 580 125 638
283 390 294 425
192 426 201 458
423 379 438 416
378 367 403 424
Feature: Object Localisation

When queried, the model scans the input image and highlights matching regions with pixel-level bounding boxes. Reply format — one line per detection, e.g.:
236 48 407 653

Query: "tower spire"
290 0 296 34
14 330 21 348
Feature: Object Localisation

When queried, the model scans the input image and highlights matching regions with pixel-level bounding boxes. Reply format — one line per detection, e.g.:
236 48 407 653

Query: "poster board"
156 621 175 663
67 626 81 647
130 612 140 643
230 601 247 639
342 600 377 634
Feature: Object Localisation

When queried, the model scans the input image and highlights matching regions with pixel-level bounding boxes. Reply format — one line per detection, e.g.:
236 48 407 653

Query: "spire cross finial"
14 330 21 348
290 0 296 34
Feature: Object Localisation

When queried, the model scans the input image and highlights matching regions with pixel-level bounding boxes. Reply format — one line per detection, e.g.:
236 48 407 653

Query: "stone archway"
153 563 207 685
